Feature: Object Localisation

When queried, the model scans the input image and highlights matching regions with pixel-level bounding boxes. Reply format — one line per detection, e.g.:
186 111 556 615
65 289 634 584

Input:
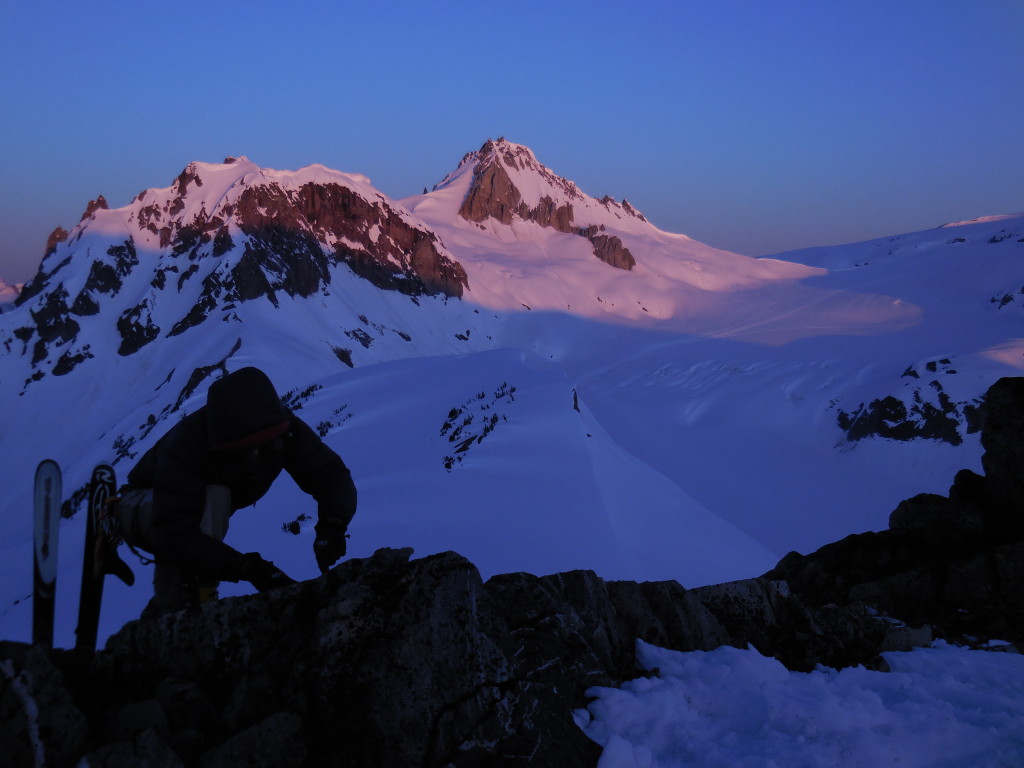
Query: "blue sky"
1 0 1022 284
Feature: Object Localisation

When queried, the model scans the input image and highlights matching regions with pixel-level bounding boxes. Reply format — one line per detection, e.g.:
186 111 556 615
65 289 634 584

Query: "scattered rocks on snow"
836 363 983 446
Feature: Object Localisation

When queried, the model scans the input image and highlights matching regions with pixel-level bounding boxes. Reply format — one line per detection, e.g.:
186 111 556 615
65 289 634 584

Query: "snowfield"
581 641 1024 768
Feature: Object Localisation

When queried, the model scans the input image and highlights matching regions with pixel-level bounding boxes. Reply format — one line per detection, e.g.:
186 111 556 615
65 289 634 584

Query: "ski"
32 460 62 647
75 463 116 652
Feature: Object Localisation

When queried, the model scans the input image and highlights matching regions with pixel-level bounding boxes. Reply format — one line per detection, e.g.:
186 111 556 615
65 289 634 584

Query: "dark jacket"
126 368 357 582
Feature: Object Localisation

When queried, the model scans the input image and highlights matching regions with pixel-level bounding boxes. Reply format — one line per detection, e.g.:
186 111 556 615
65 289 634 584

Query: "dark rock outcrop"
587 232 636 271
28 286 80 364
771 376 1024 647
0 643 90 767
979 376 1024 509
168 271 227 337
232 181 467 300
71 262 118 316
44 226 69 259
80 195 109 221
459 146 524 226
68 241 138 319
0 551 948 767
116 299 160 356
52 345 94 376
837 368 983 446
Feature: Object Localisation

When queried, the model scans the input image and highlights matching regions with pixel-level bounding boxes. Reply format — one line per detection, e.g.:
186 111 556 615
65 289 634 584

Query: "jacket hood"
206 367 291 451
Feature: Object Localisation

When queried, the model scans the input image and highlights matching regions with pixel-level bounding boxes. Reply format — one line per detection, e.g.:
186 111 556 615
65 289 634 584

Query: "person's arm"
284 416 358 571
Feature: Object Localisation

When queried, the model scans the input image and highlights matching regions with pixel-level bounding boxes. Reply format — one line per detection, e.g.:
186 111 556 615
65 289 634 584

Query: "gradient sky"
1 0 1022 284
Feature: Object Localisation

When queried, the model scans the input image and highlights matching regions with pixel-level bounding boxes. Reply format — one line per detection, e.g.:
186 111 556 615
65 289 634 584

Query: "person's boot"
196 583 220 604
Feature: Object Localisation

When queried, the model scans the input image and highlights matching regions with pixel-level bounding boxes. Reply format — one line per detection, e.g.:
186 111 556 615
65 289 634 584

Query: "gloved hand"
313 521 348 574
239 553 296 592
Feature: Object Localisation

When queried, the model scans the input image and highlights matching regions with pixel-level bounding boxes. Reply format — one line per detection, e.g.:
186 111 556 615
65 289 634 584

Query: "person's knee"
202 485 232 540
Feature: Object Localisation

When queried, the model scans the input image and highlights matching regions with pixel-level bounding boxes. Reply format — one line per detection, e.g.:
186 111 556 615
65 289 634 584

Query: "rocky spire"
44 225 69 259
456 138 637 270
80 195 108 221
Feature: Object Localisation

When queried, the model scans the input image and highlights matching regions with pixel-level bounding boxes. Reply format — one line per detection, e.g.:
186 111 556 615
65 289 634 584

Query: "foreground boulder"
768 376 1024 647
0 546 922 768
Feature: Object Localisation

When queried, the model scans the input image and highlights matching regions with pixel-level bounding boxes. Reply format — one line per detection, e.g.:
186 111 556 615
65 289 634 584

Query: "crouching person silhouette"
114 366 356 616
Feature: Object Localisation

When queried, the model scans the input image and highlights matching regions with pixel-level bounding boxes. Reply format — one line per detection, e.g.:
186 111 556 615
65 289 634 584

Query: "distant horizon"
2 1 1022 284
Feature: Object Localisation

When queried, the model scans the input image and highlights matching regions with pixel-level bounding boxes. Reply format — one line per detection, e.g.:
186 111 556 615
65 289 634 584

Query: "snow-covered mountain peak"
460 137 588 210
420 138 651 237
5 156 471 393
28 155 466 287
399 139 923 339
119 157 395 251
406 138 670 274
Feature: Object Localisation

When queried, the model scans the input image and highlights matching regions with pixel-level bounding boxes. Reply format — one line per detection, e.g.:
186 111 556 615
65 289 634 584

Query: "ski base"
75 464 116 652
32 460 62 648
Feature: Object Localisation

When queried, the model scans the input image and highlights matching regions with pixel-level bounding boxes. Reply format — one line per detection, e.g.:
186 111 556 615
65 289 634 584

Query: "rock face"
230 180 467 302
2 376 1022 767
43 226 69 260
456 139 638 270
81 195 109 221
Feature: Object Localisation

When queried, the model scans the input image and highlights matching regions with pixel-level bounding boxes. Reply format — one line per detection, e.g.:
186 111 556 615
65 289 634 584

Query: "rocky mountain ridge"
3 140 700 399
8 156 468 381
2 375 1021 767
